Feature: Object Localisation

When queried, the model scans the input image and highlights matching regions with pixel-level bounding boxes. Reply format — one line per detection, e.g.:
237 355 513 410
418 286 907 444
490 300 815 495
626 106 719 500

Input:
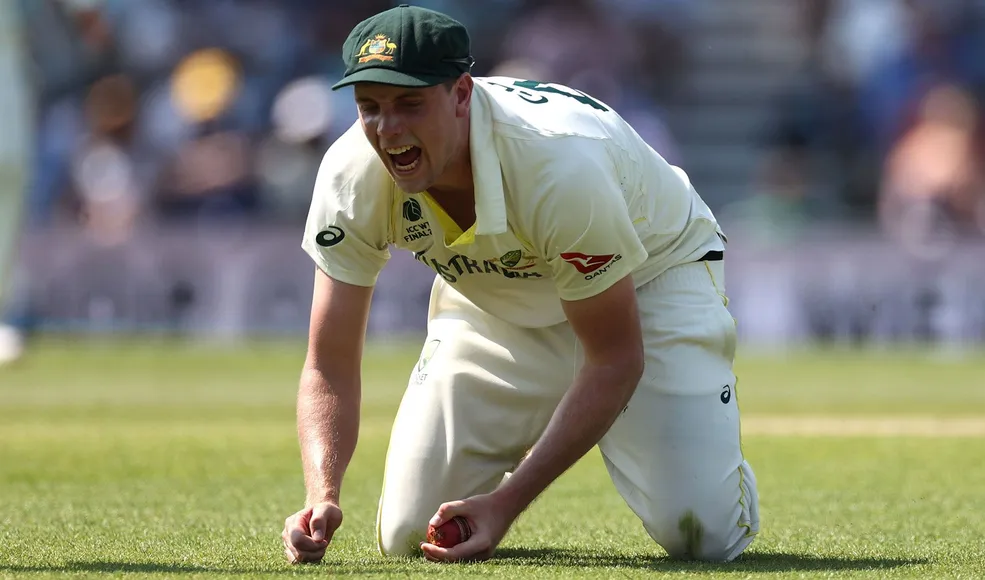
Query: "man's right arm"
297 268 374 507
285 123 391 562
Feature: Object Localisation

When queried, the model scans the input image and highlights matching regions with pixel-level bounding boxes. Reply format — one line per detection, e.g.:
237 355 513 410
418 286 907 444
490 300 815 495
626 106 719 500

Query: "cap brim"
331 68 453 90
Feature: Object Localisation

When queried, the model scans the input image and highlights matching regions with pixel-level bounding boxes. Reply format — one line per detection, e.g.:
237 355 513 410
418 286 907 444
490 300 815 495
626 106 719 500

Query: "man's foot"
0 325 24 366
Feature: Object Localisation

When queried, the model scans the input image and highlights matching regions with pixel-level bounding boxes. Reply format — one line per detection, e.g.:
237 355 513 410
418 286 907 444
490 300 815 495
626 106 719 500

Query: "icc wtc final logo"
357 34 397 63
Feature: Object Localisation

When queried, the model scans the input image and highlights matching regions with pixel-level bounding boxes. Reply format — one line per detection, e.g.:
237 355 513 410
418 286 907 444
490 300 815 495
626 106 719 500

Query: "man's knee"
377 518 425 558
376 502 430 558
645 509 758 562
643 463 760 562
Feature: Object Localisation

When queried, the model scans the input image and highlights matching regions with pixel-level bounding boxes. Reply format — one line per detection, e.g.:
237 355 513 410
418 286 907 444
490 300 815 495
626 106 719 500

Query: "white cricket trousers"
376 259 760 561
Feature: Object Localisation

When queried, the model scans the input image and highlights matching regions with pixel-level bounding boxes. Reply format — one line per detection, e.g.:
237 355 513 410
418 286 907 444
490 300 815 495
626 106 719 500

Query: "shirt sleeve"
526 142 648 302
301 126 393 287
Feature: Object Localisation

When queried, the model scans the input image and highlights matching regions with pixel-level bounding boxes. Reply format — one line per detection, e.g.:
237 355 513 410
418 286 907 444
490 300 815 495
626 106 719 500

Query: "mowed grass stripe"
743 415 985 436
3 339 984 416
4 416 985 442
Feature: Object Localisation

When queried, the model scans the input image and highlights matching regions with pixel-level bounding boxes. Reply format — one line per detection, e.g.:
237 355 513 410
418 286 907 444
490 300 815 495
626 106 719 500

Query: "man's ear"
454 74 473 118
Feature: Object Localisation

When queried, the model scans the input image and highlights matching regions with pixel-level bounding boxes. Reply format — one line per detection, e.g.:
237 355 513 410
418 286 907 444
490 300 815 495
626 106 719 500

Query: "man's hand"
420 492 519 563
281 502 343 564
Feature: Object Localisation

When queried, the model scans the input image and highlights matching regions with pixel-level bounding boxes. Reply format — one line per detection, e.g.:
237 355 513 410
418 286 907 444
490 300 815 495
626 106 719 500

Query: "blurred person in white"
0 0 33 365
256 76 335 221
878 82 985 254
70 73 147 245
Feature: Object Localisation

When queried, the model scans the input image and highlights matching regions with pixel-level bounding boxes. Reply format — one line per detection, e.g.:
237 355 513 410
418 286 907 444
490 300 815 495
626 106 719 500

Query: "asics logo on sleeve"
316 226 346 247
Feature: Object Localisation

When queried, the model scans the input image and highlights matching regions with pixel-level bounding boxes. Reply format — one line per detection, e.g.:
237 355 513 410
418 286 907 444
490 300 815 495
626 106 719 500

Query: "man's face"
354 77 471 193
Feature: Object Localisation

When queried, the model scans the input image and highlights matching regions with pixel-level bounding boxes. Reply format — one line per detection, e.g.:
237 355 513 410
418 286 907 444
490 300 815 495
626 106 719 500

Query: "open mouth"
385 145 422 173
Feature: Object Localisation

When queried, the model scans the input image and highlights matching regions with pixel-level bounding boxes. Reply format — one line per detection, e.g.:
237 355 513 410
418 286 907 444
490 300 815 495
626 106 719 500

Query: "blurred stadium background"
2 0 985 350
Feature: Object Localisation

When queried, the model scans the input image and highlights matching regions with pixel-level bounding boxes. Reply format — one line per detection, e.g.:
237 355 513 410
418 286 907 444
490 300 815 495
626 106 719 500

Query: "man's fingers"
282 505 337 565
282 521 299 562
295 507 313 531
429 500 466 527
295 548 327 563
284 528 327 565
289 527 328 552
284 522 327 565
420 534 492 563
310 504 343 543
425 500 479 562
309 513 326 542
284 545 326 565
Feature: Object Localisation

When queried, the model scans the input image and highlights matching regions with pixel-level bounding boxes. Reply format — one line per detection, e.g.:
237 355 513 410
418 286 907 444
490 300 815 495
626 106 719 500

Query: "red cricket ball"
426 516 472 548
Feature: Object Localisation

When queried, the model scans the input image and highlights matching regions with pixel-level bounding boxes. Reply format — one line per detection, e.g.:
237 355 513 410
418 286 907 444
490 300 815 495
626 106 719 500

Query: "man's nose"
377 113 404 139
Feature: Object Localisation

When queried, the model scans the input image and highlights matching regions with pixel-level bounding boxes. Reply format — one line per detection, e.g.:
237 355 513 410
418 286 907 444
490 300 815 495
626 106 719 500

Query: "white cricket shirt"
302 77 725 328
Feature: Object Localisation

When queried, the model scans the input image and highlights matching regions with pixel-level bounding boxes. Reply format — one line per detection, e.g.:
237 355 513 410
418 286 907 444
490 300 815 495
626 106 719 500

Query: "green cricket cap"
332 4 474 90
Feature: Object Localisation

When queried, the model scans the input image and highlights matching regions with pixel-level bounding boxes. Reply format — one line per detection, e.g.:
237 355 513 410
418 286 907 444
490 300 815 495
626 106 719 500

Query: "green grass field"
2 338 984 579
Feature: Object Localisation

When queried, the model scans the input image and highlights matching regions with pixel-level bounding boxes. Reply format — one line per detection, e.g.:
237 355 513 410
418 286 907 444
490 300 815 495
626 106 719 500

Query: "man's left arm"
421 147 649 563
494 277 645 508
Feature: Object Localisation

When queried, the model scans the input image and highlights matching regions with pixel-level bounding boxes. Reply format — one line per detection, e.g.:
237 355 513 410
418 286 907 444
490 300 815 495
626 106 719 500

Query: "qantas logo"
560 252 623 280
560 252 615 274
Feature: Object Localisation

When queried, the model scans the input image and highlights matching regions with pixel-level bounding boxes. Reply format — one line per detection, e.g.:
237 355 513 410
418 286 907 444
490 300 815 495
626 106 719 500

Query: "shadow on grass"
0 561 387 576
0 551 931 575
492 547 930 572
1 563 214 574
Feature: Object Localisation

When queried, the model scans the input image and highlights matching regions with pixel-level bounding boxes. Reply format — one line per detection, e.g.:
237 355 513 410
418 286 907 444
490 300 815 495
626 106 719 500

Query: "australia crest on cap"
356 34 397 63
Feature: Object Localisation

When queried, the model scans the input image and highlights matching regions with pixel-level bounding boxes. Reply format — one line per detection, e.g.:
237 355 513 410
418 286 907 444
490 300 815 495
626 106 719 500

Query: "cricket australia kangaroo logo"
414 339 441 384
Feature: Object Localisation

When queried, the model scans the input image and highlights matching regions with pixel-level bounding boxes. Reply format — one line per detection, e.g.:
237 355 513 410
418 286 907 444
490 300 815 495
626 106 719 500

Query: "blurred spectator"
71 137 141 245
817 0 911 87
155 129 257 223
256 76 335 220
878 82 985 254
